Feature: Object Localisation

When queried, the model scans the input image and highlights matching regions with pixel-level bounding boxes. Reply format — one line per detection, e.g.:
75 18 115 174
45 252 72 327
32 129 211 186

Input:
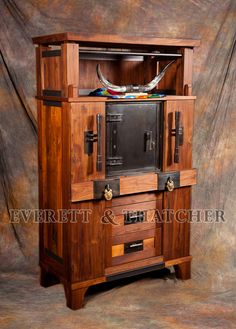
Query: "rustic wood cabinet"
33 32 199 309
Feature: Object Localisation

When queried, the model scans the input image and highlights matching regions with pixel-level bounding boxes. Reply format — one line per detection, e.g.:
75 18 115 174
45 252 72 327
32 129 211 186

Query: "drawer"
111 228 162 266
109 194 162 236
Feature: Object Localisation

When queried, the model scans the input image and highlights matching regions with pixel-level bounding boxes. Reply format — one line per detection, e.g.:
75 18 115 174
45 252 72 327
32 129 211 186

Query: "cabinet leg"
174 261 191 280
64 284 88 310
40 267 60 287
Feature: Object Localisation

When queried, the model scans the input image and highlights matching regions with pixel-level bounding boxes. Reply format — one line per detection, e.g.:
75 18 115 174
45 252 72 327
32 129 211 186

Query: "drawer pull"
124 211 145 225
130 243 143 248
124 240 143 254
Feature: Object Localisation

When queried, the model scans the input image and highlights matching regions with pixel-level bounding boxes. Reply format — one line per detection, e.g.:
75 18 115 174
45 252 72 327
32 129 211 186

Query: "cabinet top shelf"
37 95 197 103
32 32 200 48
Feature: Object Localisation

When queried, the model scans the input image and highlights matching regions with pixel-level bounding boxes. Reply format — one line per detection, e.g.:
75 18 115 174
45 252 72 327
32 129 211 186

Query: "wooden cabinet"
33 32 199 309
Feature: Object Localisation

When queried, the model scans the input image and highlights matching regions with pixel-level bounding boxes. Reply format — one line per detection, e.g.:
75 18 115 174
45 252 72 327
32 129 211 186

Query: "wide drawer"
111 228 162 266
107 192 162 236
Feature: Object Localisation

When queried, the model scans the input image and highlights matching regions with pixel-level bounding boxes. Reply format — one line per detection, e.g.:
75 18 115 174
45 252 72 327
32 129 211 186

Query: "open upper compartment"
33 32 200 99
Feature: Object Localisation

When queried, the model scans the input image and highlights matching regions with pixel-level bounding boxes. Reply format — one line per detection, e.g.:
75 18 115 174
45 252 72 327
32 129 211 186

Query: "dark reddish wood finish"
174 260 191 280
163 100 194 171
70 102 105 183
32 32 200 47
35 33 198 309
163 187 191 261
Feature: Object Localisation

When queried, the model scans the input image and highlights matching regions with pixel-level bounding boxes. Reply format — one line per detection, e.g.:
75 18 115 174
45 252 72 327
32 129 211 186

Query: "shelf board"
36 95 197 103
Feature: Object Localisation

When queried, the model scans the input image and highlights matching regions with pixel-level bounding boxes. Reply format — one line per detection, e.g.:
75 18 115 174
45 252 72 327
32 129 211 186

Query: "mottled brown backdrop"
0 0 236 314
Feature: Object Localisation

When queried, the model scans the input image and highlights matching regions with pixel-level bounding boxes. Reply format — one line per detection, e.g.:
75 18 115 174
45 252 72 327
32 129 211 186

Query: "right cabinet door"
163 100 194 171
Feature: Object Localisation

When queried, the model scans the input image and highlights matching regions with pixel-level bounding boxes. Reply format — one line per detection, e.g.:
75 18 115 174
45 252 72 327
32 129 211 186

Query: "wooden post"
35 45 49 97
61 43 79 97
176 47 193 95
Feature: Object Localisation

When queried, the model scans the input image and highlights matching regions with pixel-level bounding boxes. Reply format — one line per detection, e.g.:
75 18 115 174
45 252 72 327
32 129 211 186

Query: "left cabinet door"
71 102 106 184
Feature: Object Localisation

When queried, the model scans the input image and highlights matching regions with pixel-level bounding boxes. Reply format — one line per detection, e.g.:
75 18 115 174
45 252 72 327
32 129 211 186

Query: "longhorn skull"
96 60 175 93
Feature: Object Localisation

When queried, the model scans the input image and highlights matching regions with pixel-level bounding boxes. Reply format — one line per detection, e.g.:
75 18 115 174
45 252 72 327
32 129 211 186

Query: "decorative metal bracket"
84 131 98 155
106 156 123 166
106 113 124 122
158 171 180 191
94 179 120 200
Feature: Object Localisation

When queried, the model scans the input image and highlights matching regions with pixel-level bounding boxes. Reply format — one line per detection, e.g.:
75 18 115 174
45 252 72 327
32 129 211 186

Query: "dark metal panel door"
106 102 162 176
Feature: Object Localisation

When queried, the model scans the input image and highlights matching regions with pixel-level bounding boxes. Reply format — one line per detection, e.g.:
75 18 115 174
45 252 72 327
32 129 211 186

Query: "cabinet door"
163 100 194 171
71 102 105 184
163 187 191 261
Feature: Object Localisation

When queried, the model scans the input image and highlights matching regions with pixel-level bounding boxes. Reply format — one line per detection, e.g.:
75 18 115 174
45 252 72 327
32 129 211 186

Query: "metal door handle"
84 114 103 172
96 114 102 171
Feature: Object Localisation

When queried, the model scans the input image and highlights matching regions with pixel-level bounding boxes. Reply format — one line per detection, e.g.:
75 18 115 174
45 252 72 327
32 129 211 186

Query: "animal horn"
96 65 127 92
96 60 176 93
141 60 176 92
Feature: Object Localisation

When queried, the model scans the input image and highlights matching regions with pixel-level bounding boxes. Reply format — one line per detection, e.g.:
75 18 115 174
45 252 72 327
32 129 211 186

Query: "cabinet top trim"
32 32 200 48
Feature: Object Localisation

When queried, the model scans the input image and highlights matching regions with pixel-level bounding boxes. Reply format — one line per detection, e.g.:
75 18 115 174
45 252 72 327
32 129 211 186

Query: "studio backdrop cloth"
0 0 236 291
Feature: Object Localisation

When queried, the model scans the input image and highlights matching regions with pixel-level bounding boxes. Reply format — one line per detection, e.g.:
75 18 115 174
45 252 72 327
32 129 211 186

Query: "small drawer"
111 197 162 236
111 228 162 266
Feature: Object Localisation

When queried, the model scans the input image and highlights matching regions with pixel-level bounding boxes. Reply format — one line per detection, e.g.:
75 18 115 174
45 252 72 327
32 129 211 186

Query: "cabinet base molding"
40 255 192 309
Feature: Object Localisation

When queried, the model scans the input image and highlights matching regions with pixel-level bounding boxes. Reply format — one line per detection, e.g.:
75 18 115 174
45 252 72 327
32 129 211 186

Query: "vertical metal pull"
172 111 184 163
96 114 102 171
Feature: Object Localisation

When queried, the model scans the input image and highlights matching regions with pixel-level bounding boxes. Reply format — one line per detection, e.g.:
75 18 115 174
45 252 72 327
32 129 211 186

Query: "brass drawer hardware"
166 177 175 192
158 171 180 191
93 179 120 200
104 184 113 201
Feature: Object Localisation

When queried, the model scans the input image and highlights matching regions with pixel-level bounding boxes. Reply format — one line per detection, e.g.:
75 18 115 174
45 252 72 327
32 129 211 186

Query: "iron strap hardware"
42 50 61 57
43 100 62 107
106 156 123 166
106 113 124 122
42 89 62 97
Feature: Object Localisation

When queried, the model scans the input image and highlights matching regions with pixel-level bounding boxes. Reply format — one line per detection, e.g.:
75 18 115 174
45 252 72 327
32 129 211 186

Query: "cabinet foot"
64 284 88 310
174 261 191 280
40 267 60 287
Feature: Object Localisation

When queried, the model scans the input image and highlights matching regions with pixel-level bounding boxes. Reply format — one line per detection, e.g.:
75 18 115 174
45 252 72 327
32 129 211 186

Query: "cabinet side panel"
43 55 62 92
38 101 63 259
163 187 191 261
